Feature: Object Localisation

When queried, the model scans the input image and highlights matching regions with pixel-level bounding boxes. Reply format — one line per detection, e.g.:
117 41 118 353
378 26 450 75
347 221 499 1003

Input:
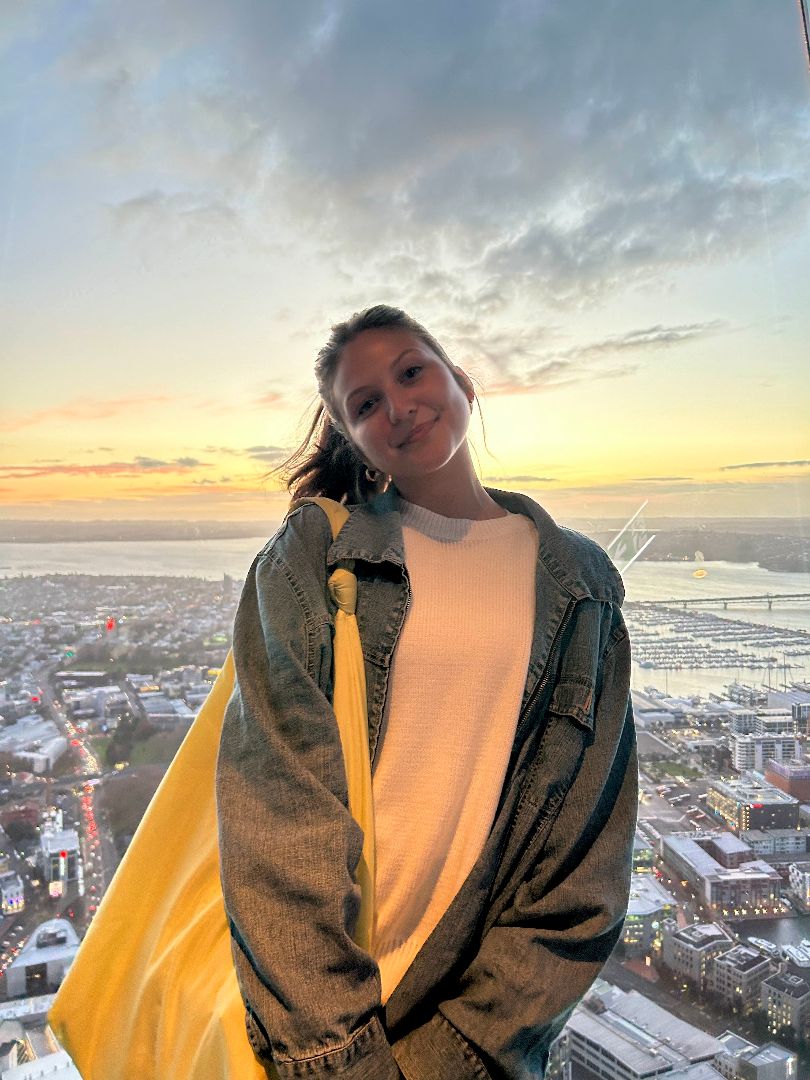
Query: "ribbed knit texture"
371 499 538 1003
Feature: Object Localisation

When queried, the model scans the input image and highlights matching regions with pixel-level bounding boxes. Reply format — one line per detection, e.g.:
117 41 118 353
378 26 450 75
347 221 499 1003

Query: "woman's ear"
454 366 475 404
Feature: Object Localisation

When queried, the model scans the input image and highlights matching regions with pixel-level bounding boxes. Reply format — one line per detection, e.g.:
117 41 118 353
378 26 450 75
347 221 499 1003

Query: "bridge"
632 592 810 610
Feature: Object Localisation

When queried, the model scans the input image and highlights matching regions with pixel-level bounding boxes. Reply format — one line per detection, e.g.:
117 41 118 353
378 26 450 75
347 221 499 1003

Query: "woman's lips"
398 417 436 447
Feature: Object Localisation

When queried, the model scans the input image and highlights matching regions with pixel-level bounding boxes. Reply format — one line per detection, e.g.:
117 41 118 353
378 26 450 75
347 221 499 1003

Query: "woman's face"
330 327 474 490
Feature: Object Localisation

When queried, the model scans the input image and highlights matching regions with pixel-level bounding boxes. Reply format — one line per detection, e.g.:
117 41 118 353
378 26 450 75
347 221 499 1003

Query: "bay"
1 541 808 697
0 535 277 581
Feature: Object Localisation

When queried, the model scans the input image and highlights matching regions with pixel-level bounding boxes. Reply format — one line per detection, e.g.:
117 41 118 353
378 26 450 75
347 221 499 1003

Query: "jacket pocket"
546 679 595 733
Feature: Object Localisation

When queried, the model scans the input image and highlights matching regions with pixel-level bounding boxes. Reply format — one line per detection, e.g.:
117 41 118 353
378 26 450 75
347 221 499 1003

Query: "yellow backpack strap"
288 495 350 544
286 495 375 950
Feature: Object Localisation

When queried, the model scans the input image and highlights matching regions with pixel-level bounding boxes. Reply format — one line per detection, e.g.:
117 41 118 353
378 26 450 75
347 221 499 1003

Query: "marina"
624 602 810 683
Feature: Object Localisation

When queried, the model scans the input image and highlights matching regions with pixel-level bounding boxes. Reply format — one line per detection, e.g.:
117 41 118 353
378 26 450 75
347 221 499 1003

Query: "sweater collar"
327 484 624 606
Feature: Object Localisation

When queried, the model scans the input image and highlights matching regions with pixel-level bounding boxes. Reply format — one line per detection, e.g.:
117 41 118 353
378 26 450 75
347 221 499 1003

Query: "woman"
216 305 637 1080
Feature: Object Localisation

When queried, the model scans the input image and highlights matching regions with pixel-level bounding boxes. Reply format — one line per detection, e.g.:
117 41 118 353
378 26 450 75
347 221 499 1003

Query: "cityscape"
1 3 808 1078
0 536 809 1079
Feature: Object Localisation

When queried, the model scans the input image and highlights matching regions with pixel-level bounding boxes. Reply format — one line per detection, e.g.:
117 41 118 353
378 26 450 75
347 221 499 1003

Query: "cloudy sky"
1 0 809 523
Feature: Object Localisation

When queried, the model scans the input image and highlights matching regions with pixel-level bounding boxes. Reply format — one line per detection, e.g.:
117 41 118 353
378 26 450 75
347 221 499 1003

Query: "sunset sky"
2 1 809 523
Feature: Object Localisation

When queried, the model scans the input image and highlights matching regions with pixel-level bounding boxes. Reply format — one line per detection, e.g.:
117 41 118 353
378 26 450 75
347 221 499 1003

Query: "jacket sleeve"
391 620 638 1080
216 516 402 1079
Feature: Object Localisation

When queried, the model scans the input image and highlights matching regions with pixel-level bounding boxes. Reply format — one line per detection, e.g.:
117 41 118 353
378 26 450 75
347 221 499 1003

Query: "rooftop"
9 919 79 971
714 945 771 973
717 1030 756 1056
1 1050 81 1080
40 829 80 855
711 778 798 806
763 972 810 999
663 834 781 883
765 760 810 779
673 923 731 949
748 1043 798 1065
709 832 751 854
584 981 725 1063
741 827 810 842
627 874 676 916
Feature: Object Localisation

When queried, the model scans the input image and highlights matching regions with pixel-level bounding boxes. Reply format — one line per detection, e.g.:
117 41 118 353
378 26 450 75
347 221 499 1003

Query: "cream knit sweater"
370 499 538 1003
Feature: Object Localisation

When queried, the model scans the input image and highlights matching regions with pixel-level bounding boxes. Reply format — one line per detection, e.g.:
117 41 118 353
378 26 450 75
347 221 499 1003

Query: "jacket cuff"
393 1013 491 1080
271 1014 401 1079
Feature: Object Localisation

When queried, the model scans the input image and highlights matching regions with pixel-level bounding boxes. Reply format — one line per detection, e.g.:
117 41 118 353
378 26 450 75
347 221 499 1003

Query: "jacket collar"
328 485 623 607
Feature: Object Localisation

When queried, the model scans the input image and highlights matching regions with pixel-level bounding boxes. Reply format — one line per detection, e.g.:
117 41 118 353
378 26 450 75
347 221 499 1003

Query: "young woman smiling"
216 305 637 1080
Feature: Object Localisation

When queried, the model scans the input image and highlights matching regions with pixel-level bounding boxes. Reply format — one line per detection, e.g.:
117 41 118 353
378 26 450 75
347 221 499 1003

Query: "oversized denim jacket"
215 485 638 1080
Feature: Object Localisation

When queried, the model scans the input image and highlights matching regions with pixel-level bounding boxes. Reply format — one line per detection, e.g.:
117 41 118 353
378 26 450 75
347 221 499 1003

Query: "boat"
747 936 781 959
783 943 810 968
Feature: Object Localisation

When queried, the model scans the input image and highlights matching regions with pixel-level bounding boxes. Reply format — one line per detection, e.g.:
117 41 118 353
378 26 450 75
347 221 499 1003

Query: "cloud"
456 319 725 393
0 457 210 480
198 444 288 461
30 0 809 319
721 459 810 471
253 392 286 408
108 189 243 252
629 476 694 482
2 395 175 432
484 475 556 484
245 446 287 463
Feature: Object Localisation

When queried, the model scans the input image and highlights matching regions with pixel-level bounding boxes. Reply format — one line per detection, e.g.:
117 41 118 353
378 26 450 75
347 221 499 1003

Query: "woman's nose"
386 390 415 424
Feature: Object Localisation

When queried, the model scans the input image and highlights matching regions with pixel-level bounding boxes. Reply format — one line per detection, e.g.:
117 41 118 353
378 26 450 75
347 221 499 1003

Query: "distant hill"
0 516 807 572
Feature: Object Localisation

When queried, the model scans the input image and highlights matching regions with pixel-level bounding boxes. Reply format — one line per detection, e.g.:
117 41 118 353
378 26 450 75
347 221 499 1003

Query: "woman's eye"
402 365 422 380
357 397 376 418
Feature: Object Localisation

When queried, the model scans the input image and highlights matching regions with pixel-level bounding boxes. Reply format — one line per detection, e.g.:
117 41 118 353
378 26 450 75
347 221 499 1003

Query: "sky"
1 0 809 523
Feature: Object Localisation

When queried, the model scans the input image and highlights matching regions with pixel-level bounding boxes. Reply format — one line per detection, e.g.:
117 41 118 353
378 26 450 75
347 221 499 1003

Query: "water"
0 536 276 581
737 915 810 947
1 542 807 697
622 559 810 697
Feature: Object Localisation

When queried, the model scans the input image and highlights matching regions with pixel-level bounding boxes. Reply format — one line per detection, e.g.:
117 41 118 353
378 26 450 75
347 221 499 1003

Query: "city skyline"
2 2 809 522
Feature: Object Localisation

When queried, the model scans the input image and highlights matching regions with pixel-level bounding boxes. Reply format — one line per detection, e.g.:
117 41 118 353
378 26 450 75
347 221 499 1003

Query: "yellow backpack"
48 497 376 1079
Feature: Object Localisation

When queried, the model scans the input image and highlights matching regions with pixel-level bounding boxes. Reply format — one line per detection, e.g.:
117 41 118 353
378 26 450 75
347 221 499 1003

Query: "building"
708 945 771 1015
661 834 783 919
629 689 690 730
739 830 810 859
0 1050 81 1079
706 779 799 834
661 921 734 990
0 871 24 915
761 972 810 1038
705 832 756 868
755 711 798 736
0 715 67 774
563 980 726 1080
52 670 115 693
724 705 759 735
632 829 655 873
4 920 79 999
731 736 799 774
787 861 810 907
621 873 676 957
764 760 810 803
38 829 80 890
715 1031 796 1080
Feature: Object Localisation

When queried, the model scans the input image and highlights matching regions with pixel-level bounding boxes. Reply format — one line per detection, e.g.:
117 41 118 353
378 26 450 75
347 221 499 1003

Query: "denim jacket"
215 485 638 1080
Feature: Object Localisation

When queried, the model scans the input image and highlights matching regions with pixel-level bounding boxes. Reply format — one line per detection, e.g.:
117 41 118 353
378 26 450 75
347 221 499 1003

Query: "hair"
276 305 474 504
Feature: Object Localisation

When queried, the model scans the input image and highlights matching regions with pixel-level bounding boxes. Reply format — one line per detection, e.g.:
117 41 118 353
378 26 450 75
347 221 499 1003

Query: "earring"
365 466 379 483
